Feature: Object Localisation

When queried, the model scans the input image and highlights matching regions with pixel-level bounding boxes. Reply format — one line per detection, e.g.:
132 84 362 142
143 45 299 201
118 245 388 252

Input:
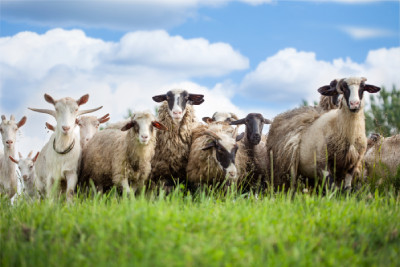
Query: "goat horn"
18 152 23 158
28 108 56 117
78 106 103 115
27 151 33 158
10 115 15 121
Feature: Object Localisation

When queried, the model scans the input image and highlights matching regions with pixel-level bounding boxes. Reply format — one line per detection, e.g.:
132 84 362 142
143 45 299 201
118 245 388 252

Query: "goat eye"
29 165 33 169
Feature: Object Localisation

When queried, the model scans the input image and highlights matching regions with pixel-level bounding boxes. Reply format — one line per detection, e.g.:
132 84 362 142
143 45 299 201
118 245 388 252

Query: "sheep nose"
6 140 13 145
141 135 148 140
254 133 260 139
350 100 360 107
62 126 70 132
173 111 182 115
228 171 236 177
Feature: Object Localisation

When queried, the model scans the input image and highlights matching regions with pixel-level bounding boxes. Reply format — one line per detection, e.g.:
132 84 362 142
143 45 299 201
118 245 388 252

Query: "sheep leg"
64 170 78 201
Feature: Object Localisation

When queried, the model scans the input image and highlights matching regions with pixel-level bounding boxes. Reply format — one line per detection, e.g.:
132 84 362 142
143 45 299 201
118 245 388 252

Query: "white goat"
9 151 39 198
0 115 27 198
29 93 102 200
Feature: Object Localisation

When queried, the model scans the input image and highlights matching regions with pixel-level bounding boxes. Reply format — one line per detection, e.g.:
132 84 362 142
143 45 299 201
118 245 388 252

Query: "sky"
0 0 399 155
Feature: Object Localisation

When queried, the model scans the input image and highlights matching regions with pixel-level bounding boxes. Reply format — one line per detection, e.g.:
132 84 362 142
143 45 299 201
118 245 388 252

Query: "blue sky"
0 0 399 154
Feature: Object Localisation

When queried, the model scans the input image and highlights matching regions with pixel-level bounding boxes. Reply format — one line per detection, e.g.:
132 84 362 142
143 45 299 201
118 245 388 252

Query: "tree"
365 85 400 136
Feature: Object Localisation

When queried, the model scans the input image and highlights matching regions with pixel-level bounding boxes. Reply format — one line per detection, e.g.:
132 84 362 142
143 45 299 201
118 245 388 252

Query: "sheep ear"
32 152 40 163
230 118 246 126
46 122 55 131
44 94 56 105
202 117 213 124
263 118 272 124
236 132 245 142
152 94 167 103
188 94 204 105
16 116 27 128
363 84 381 94
9 156 19 164
318 84 338 96
121 121 134 131
202 140 216 151
98 114 110 124
152 121 168 131
77 94 89 106
230 113 239 121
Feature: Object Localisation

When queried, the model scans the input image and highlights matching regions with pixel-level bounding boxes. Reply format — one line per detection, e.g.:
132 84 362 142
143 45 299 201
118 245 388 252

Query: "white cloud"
341 26 396 39
240 47 400 106
0 28 249 155
1 0 273 30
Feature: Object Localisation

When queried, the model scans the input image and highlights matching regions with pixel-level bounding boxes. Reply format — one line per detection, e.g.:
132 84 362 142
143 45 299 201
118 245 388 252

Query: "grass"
1 186 400 267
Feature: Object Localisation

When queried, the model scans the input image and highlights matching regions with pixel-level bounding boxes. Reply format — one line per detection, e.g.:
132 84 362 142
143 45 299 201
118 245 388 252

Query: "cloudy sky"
0 0 399 154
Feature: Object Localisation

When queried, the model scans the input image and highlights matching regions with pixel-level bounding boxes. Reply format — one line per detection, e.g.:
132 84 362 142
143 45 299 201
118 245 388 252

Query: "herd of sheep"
0 76 399 201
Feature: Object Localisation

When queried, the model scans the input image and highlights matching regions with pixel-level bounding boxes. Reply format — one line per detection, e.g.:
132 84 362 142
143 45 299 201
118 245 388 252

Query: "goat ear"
44 94 56 105
152 94 167 103
230 118 246 126
1 115 6 121
152 121 168 131
9 156 19 164
263 118 272 124
318 85 338 96
17 116 27 128
364 84 381 94
202 140 216 151
236 132 245 142
77 94 89 106
188 94 204 105
202 117 213 124
121 121 134 131
33 152 40 163
98 114 110 124
46 122 55 131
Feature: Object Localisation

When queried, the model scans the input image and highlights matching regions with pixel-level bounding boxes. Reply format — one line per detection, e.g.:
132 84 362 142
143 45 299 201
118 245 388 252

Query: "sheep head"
230 113 271 146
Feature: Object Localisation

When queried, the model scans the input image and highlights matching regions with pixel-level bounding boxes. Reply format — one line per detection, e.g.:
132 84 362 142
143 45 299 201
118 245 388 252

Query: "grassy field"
1 186 400 267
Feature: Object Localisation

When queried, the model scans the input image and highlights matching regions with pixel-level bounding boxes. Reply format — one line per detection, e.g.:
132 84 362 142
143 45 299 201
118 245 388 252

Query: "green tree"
365 85 400 136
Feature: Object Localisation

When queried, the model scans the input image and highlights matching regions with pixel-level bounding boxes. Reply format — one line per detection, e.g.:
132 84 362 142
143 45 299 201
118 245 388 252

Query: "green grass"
1 187 400 267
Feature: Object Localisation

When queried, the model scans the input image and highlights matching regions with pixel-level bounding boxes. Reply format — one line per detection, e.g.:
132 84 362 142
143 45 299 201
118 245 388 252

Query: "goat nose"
22 175 28 180
6 140 13 145
62 126 70 132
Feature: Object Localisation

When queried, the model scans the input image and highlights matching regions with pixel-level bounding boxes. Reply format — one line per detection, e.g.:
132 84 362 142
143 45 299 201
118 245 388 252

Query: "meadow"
1 182 400 267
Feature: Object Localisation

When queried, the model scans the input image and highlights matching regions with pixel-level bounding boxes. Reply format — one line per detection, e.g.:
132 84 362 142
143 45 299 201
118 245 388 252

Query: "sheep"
187 123 245 187
9 151 39 198
150 89 204 189
79 111 167 194
363 134 400 181
230 113 272 190
266 77 381 191
29 93 102 200
318 94 343 112
0 115 27 198
202 112 239 124
46 114 110 149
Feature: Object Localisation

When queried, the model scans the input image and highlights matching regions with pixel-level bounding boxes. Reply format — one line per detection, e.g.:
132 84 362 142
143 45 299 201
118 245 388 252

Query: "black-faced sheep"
187 124 245 187
267 77 381 191
80 111 167 194
150 89 204 188
230 113 271 190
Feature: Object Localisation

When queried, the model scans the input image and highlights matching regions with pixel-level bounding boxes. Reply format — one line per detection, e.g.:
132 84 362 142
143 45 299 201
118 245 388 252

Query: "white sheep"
267 77 381 191
0 115 27 198
79 111 167 194
9 151 39 198
29 93 102 200
187 124 245 187
202 112 239 124
150 89 204 189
